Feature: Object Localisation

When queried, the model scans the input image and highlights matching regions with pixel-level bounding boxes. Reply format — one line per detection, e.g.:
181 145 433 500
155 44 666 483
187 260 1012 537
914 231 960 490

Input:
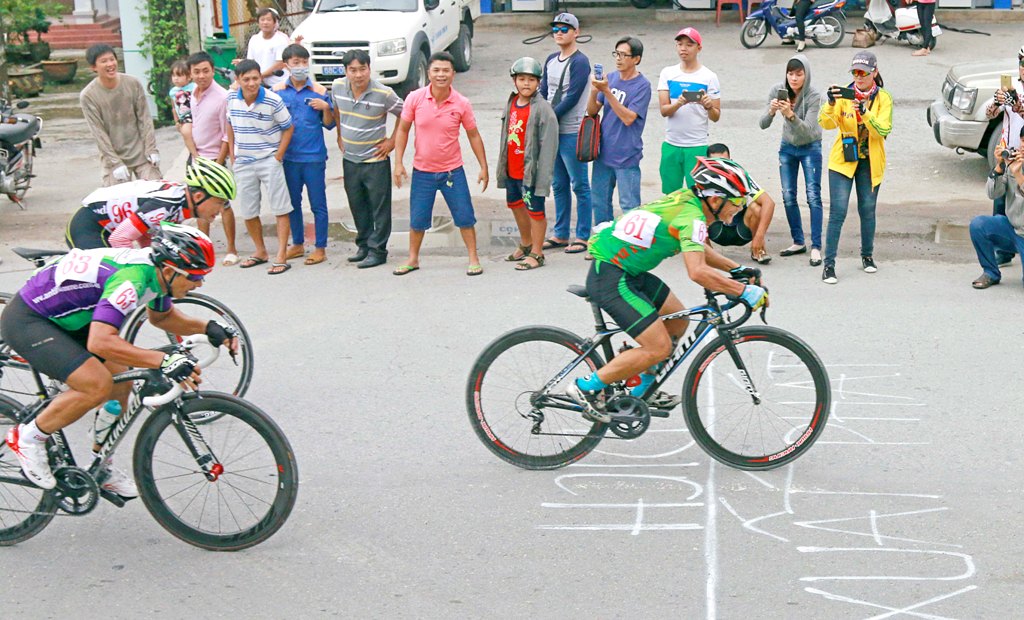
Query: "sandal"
304 252 327 266
564 241 588 254
285 245 305 260
542 238 568 250
504 244 530 262
972 274 1000 289
750 250 772 265
267 262 291 275
467 264 483 276
393 265 419 276
222 253 240 266
239 256 268 269
515 252 545 271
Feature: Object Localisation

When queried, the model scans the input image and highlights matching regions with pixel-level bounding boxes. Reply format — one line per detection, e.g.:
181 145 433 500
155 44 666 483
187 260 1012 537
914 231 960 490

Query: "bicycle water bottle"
92 400 122 446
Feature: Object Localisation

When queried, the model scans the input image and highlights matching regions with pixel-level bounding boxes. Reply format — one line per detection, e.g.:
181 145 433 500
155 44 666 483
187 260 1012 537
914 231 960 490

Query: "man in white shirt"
657 27 721 194
239 7 291 88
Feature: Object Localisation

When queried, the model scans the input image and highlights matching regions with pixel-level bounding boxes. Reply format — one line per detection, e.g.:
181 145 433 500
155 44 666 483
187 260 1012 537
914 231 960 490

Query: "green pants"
660 142 707 195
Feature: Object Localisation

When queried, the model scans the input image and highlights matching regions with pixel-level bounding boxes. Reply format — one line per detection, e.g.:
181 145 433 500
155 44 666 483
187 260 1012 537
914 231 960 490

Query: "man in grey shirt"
80 44 161 186
971 148 1024 289
332 49 404 269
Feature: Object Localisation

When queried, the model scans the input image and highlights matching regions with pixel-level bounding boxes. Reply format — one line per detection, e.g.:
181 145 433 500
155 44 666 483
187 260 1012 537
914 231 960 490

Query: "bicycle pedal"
99 489 129 508
648 409 671 418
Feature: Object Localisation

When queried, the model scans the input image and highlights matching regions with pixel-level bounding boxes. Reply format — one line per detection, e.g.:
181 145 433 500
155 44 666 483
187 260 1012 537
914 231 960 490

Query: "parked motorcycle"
741 0 847 49
864 0 940 48
0 98 41 206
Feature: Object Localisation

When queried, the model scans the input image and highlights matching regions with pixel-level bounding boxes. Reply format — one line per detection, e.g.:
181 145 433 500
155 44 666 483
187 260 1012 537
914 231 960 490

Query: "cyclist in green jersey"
2 224 239 493
569 157 769 422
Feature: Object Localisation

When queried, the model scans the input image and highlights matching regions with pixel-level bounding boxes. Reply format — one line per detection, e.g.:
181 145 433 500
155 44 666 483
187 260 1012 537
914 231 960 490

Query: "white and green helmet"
510 57 543 79
184 156 237 201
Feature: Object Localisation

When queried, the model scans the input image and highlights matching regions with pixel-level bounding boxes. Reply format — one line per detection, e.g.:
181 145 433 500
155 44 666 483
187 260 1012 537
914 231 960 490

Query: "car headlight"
941 77 953 102
377 38 407 57
951 84 977 113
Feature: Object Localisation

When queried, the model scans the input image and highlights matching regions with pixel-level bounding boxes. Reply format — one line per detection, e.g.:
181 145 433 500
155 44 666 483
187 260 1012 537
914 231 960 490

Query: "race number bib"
612 210 661 249
105 197 139 225
54 249 102 286
691 219 709 245
108 280 139 315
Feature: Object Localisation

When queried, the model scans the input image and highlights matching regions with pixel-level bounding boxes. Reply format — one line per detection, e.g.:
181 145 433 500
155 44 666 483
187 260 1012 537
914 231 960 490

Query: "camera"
1000 147 1019 161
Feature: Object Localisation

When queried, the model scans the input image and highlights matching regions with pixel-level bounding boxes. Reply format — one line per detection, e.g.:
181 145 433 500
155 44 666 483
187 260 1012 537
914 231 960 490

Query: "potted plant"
0 0 66 61
40 58 77 83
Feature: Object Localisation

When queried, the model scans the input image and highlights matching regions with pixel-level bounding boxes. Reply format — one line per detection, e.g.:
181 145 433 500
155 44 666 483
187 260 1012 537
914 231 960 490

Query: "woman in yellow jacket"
817 51 893 284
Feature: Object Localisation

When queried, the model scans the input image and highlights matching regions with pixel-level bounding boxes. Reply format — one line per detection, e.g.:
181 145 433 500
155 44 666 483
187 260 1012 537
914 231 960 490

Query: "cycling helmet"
184 157 237 201
151 222 216 275
510 57 543 79
1019 44 1024 59
690 157 750 200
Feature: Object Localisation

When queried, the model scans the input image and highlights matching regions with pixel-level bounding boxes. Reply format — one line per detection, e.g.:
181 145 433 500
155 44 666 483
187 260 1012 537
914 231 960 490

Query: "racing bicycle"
467 281 831 470
0 335 298 550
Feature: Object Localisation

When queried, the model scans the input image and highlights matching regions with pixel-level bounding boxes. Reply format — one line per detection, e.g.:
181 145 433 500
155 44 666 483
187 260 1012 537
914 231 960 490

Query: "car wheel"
397 52 428 99
449 23 472 72
984 119 1004 170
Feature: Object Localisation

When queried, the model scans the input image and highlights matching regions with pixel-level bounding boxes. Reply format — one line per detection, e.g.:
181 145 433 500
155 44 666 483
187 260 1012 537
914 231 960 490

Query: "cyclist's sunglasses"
169 264 205 282
728 197 746 207
551 25 572 33
851 69 872 77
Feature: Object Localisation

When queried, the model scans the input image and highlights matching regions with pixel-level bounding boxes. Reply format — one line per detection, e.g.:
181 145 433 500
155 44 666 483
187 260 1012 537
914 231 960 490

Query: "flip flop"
222 253 240 266
467 264 483 276
239 256 268 269
304 253 327 266
542 238 568 250
393 265 419 276
267 262 291 275
564 241 588 254
286 246 306 260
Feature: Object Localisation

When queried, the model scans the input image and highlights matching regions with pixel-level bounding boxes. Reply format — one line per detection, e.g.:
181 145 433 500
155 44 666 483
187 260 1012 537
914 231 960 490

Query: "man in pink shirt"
187 51 239 266
392 51 489 276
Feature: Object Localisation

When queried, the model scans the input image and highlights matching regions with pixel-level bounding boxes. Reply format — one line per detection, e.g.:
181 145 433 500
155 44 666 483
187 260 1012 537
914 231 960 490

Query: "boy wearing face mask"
274 44 335 265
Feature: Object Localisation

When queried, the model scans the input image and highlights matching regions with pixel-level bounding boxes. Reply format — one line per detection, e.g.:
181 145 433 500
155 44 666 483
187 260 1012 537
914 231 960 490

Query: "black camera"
1000 147 1019 161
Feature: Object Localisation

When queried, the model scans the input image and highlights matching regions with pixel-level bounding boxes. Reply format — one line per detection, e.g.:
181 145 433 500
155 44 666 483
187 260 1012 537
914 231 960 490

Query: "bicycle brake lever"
229 349 238 367
760 305 769 324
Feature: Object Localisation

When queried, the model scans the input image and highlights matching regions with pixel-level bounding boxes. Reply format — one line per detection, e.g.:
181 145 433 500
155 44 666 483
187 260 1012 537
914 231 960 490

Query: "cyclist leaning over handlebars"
2 223 239 496
567 157 769 423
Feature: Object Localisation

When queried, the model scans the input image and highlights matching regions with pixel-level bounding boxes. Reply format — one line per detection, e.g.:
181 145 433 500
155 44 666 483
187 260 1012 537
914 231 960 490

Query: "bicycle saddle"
13 247 67 261
566 284 589 299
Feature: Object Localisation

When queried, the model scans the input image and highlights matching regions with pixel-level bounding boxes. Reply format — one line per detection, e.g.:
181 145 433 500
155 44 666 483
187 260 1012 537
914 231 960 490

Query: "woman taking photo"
818 51 893 285
759 53 824 266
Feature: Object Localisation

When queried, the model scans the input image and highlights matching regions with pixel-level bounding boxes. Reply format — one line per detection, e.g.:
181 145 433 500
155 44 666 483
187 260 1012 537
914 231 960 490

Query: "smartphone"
1001 74 1014 92
682 90 704 102
776 87 789 101
594 63 603 81
833 86 856 100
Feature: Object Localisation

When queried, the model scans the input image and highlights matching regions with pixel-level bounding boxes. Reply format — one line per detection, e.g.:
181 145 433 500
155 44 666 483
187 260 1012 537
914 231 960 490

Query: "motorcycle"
0 98 41 206
864 0 940 48
741 0 847 50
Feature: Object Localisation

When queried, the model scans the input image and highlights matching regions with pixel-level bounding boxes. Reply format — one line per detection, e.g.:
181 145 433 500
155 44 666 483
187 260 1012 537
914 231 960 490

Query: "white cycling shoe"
100 459 138 498
6 425 56 490
567 383 610 424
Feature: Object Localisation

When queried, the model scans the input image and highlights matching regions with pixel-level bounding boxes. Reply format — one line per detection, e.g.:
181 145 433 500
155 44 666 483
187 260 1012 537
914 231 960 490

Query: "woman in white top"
243 7 291 88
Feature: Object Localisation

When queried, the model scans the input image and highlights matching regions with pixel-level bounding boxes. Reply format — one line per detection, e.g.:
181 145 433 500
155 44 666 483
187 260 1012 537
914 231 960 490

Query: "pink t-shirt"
400 86 477 173
190 81 229 159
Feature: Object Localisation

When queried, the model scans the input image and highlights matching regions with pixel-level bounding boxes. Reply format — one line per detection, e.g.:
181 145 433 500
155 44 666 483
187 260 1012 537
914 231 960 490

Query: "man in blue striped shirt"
226 59 295 275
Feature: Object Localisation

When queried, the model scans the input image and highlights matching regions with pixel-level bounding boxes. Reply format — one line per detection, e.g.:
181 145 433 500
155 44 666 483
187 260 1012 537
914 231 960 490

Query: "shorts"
1 294 94 383
505 178 546 220
235 157 293 220
659 143 707 195
409 167 476 231
65 207 110 249
708 207 752 247
586 260 671 339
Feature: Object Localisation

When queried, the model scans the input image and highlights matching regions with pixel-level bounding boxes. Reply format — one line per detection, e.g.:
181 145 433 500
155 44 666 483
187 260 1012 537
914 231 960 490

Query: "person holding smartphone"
759 53 823 266
817 51 893 285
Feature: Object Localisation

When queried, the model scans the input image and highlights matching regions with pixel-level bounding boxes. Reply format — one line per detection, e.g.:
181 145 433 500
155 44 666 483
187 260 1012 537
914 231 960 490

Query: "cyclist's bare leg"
34 358 113 434
90 360 130 451
593 292 689 384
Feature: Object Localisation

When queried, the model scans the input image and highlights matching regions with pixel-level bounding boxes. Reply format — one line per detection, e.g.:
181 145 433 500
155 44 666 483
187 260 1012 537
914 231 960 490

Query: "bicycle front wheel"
0 394 58 545
134 393 298 551
467 326 607 470
683 326 830 470
122 293 254 398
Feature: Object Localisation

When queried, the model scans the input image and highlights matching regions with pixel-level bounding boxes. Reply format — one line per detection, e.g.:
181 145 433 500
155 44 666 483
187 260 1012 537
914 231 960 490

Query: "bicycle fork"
719 329 762 405
169 406 223 482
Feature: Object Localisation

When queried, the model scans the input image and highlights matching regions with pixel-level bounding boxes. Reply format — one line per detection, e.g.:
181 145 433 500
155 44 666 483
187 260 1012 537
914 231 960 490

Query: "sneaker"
822 265 838 284
646 390 682 411
5 425 56 490
99 458 138 498
566 383 610 424
996 252 1014 267
862 256 877 273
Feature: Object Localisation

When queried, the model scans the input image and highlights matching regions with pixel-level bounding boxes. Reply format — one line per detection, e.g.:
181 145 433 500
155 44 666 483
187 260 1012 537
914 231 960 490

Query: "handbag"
852 28 876 49
576 114 601 162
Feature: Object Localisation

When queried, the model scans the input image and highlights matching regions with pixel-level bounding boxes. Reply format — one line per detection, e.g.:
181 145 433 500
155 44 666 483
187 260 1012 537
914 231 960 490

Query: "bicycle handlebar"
141 334 220 408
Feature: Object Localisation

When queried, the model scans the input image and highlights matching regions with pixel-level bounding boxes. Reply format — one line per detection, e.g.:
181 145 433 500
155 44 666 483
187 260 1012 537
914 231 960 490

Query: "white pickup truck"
294 0 480 97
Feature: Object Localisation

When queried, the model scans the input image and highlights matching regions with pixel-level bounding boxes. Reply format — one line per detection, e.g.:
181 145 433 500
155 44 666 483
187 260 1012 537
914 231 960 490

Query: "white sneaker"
5 425 56 490
100 459 138 498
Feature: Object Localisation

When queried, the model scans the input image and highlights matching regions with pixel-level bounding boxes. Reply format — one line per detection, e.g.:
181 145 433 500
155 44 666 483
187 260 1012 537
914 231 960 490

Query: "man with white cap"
657 27 720 194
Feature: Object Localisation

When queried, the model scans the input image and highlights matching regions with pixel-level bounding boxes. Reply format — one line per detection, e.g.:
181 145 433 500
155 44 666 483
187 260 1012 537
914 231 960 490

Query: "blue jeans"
778 141 823 249
993 194 1015 262
824 160 878 268
591 160 641 226
970 215 1024 282
409 167 476 231
552 133 592 240
283 160 329 248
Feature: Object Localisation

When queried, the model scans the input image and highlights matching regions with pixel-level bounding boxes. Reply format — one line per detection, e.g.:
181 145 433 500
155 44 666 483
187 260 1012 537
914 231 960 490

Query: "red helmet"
150 222 215 275
690 157 751 199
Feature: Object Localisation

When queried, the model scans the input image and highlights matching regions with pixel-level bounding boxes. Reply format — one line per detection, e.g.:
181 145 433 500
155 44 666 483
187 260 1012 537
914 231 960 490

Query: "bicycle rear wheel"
134 393 298 551
0 394 58 545
682 326 830 470
467 326 607 470
121 293 254 398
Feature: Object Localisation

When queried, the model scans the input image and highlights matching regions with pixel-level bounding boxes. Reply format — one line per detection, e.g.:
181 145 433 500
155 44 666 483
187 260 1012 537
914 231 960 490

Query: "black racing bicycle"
467 281 831 471
4 248 254 399
0 336 298 550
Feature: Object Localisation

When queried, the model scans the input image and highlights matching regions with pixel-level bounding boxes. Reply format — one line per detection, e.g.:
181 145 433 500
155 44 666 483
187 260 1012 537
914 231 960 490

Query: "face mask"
290 66 309 82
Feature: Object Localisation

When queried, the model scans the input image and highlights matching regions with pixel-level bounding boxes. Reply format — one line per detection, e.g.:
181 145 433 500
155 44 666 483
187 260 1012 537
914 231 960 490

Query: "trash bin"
203 34 238 87
993 0 1011 7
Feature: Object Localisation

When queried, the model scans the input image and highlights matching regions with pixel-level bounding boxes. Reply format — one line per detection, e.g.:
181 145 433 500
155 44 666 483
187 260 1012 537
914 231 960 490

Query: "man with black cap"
539 12 593 256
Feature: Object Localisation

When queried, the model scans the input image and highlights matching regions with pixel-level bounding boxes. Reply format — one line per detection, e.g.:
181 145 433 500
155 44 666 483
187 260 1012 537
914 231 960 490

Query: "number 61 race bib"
612 210 660 249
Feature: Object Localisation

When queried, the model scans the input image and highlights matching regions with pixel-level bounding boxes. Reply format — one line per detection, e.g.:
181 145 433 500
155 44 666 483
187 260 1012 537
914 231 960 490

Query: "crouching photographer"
970 147 1024 289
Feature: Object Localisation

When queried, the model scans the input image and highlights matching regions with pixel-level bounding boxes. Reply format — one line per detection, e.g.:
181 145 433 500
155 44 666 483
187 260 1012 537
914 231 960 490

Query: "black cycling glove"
729 266 762 286
205 320 239 348
160 352 198 382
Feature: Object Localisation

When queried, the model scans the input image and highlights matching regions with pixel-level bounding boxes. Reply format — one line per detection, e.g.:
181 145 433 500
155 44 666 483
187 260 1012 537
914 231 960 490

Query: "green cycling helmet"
184 156 237 201
510 57 543 79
